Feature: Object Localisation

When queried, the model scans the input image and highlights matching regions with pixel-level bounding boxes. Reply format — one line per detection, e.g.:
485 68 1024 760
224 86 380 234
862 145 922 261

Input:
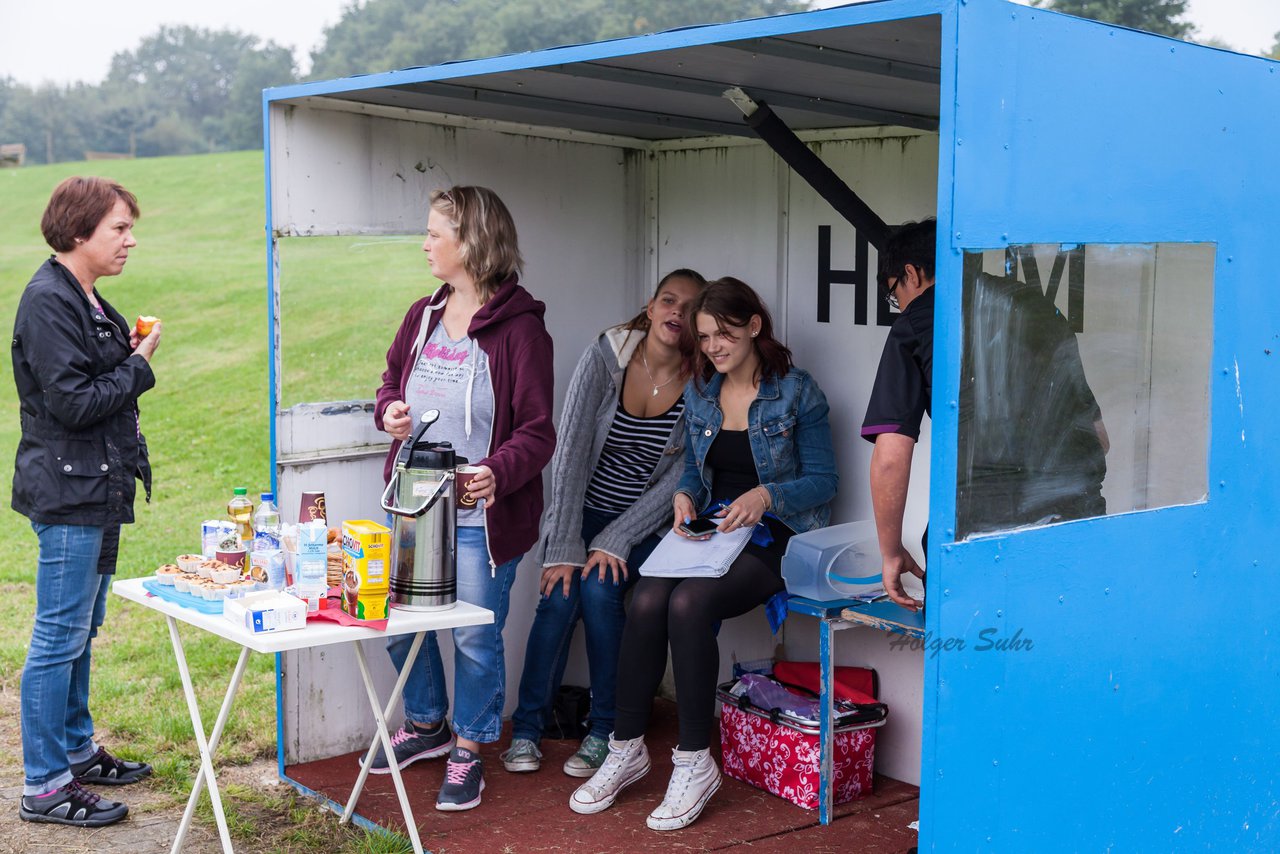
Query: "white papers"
638 526 754 578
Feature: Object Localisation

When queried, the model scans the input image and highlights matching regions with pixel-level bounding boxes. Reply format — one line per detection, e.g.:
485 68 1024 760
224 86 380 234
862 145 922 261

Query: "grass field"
0 152 431 851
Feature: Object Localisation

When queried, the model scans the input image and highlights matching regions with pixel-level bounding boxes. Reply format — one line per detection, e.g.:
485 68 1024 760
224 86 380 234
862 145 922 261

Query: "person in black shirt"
862 220 1109 613
861 220 936 612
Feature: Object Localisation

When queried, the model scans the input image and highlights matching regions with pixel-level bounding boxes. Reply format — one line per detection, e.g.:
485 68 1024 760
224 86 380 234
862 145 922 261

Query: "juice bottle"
227 487 255 545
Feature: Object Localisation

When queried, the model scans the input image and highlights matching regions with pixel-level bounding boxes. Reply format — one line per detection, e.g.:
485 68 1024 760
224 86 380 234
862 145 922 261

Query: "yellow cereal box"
341 520 391 620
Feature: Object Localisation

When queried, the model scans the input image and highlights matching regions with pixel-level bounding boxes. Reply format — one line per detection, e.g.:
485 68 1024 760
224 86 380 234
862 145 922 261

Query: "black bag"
542 685 591 740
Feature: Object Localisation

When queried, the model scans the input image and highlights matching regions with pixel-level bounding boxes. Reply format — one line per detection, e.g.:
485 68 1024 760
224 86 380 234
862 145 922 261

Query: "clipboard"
638 525 754 578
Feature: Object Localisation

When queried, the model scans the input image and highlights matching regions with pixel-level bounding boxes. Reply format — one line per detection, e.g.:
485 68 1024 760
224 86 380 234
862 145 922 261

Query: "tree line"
1 0 1275 165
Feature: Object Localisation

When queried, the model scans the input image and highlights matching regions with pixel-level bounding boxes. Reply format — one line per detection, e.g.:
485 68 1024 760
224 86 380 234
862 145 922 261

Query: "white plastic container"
224 590 307 633
781 520 884 603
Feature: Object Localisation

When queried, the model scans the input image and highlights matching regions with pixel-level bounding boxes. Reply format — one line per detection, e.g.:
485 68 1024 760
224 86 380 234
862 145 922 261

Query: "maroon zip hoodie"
375 276 555 566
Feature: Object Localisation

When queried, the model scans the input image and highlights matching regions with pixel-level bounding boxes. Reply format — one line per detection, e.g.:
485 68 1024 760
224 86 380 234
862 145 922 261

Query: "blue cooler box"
782 520 884 602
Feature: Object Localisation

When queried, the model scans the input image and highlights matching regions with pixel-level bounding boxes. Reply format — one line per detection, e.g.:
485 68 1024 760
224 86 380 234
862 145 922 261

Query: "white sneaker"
568 734 650 814
646 747 721 831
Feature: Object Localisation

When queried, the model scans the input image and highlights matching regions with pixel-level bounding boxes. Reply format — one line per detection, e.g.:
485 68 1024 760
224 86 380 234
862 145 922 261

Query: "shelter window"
956 242 1214 540
277 235 431 408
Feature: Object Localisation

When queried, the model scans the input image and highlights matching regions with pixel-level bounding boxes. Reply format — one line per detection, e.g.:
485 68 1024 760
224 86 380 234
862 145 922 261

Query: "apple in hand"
135 315 159 336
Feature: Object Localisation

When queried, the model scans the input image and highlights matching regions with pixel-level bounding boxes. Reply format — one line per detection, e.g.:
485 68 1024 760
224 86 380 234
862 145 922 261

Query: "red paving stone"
285 700 919 853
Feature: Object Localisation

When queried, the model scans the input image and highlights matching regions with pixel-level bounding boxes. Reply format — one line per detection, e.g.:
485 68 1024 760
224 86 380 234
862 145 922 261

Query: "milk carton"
295 520 329 611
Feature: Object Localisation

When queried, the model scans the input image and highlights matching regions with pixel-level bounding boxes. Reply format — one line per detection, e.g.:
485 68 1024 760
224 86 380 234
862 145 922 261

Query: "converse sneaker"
568 734 650 814
436 747 485 811
19 781 128 827
500 737 542 773
563 733 608 778
362 720 454 774
70 747 152 786
646 747 721 831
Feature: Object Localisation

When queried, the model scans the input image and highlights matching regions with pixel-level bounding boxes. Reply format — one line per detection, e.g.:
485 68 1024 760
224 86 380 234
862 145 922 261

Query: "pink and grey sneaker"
435 746 485 811
361 720 454 774
19 781 128 827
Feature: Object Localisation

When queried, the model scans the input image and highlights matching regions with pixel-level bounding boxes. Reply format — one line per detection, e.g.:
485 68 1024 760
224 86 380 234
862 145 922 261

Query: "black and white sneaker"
71 747 152 786
362 720 455 774
19 781 128 827
435 746 485 811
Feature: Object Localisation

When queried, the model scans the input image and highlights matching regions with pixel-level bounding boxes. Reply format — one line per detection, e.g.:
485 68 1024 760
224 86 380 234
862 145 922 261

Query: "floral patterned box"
718 696 878 810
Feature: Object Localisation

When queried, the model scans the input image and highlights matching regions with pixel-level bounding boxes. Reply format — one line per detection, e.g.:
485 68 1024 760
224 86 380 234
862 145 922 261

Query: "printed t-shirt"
404 322 494 526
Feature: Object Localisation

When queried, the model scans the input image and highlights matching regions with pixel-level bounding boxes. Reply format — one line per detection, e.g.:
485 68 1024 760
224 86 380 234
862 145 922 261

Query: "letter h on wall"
817 225 893 327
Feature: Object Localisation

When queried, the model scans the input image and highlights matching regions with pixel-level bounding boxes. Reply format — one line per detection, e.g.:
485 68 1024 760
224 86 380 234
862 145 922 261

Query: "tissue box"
223 590 307 633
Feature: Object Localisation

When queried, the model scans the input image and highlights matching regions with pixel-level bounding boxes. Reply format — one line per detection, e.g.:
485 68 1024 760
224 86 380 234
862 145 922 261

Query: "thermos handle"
380 470 454 518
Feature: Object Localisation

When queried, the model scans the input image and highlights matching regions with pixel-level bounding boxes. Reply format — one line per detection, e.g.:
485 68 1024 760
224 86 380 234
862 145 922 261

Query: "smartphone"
679 516 720 537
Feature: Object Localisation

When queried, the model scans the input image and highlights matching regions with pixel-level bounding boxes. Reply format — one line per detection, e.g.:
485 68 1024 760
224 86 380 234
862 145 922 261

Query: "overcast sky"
1 0 1276 87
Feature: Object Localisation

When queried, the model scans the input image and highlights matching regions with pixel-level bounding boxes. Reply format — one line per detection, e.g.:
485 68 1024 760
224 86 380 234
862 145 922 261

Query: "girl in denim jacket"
570 277 838 830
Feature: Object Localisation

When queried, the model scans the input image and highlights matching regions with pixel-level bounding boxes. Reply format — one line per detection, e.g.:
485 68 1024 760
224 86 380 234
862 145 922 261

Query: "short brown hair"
689 277 793 386
41 177 140 253
429 186 522 302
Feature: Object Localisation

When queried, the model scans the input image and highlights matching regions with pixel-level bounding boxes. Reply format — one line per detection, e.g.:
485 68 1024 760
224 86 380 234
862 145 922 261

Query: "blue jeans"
21 523 117 795
509 507 659 743
387 525 519 743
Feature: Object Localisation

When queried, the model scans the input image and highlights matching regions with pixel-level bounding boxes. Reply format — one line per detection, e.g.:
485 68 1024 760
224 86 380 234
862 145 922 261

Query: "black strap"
742 100 891 251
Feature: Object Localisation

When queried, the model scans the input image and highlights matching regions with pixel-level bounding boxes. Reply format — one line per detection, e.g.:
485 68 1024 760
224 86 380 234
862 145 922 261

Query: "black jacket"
10 258 155 525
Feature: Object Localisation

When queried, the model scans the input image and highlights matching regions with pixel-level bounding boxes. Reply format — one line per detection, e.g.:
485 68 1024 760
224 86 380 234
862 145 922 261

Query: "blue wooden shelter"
262 0 1280 849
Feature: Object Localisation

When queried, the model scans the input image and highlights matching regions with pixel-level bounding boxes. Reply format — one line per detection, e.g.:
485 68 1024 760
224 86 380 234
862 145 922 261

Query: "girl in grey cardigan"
501 269 705 777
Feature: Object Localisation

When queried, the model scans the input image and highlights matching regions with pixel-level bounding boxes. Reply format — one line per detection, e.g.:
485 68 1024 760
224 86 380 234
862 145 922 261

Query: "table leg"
172 644 251 853
818 616 835 826
344 630 425 818
347 633 426 854
165 616 238 854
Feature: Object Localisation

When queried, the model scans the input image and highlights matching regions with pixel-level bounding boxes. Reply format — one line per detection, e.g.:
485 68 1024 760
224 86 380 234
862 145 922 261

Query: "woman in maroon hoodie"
371 185 555 811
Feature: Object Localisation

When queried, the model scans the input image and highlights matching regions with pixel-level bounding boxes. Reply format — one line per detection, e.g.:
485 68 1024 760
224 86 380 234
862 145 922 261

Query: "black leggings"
612 546 785 751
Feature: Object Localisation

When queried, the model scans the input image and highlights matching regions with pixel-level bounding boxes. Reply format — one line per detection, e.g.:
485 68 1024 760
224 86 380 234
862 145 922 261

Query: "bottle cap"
260 492 274 502
234 487 248 495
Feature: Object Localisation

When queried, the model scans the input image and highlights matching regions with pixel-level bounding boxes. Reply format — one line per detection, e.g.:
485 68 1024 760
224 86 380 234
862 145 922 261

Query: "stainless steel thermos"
380 410 461 611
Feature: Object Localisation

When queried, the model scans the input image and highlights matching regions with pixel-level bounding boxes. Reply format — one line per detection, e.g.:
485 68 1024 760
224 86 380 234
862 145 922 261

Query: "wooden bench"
786 596 924 825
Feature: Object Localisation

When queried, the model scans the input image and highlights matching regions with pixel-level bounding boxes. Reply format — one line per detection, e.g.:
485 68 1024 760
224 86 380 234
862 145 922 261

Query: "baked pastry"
211 564 241 584
155 564 181 585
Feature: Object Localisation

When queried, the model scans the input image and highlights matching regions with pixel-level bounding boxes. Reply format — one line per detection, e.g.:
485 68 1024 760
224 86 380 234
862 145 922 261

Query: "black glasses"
879 269 903 309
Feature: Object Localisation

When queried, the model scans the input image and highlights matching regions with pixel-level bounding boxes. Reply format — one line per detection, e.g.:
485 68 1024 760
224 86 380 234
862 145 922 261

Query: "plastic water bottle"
252 493 281 551
227 487 254 546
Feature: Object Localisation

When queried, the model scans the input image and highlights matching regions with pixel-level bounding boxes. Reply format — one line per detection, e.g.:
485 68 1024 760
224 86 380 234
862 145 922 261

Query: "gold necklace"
640 345 679 398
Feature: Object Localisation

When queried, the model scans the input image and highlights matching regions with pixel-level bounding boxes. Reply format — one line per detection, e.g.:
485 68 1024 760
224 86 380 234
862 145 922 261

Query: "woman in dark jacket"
13 177 161 828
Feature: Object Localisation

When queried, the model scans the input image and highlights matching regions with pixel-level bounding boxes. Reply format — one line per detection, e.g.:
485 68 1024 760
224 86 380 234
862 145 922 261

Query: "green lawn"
0 152 426 852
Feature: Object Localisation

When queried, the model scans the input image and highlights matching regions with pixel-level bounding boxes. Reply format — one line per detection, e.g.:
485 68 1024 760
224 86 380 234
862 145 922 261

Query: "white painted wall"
271 100 936 783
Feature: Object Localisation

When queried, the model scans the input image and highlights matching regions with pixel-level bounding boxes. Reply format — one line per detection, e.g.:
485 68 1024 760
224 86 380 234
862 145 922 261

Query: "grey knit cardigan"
538 325 688 567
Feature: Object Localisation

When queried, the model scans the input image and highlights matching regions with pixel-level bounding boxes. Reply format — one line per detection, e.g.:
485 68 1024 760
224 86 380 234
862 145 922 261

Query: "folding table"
112 576 493 854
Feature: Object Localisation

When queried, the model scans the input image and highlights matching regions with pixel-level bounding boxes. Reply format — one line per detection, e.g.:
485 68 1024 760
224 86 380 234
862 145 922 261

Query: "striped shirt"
584 397 686 515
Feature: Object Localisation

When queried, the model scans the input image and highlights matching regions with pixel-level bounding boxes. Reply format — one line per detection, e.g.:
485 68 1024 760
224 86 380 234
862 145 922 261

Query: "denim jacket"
676 367 838 534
